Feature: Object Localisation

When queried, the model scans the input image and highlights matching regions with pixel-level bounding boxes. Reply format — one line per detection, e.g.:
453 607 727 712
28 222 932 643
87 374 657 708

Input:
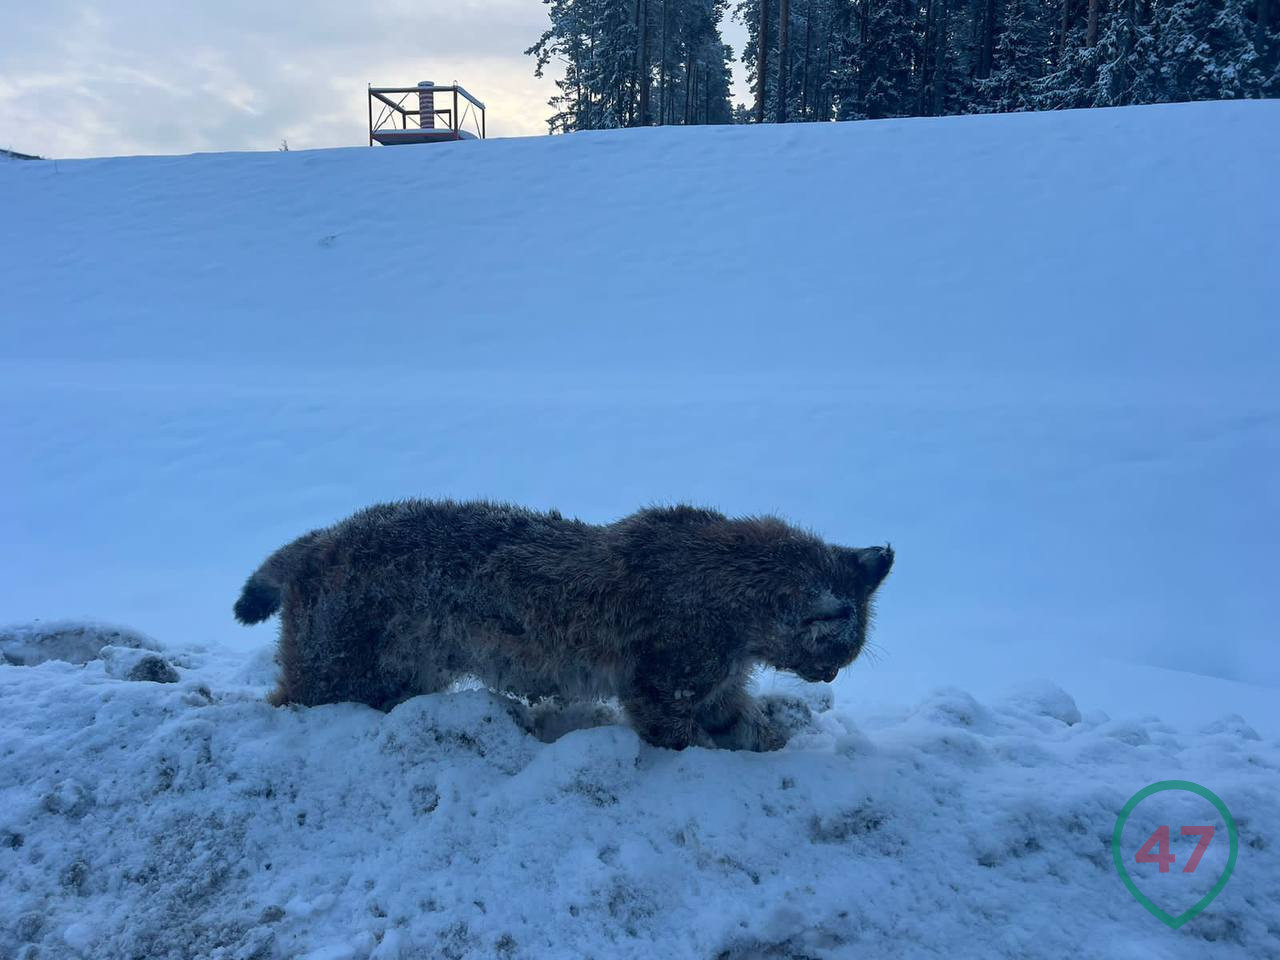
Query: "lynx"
235 500 893 751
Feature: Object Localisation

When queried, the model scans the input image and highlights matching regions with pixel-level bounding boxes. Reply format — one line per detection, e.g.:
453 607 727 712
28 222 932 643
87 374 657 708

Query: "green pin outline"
1112 780 1238 929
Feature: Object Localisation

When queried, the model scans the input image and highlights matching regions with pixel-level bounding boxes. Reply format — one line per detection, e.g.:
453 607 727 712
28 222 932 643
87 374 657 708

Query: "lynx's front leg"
621 663 717 751
695 682 789 752
621 687 698 750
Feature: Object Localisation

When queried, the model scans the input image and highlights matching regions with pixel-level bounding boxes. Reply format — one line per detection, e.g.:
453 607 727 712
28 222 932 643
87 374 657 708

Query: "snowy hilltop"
1 100 1278 958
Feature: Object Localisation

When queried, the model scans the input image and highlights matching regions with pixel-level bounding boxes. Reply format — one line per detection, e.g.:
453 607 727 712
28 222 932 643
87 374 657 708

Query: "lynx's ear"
842 545 894 590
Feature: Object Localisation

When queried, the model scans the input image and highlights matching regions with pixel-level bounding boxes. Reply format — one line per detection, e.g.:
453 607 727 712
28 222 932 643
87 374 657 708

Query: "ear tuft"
853 544 894 589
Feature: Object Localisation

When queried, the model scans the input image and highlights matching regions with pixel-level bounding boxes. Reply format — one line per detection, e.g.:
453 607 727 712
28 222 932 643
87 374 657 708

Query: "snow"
3 641 1278 959
2 100 1279 957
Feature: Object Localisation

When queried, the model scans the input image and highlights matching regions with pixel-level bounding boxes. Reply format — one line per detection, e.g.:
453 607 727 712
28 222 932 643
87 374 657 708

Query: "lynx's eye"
803 592 853 625
804 607 853 625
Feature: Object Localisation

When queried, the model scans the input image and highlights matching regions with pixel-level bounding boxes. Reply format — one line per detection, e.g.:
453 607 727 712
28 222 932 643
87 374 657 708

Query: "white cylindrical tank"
417 82 435 129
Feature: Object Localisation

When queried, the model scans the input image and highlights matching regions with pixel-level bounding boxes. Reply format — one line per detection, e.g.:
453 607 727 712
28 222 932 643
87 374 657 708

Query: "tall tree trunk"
658 0 668 124
685 53 695 123
670 1 680 122
638 0 650 125
756 0 771 121
1086 0 1100 47
586 30 595 129
1117 0 1137 103
919 0 934 114
800 0 813 119
1058 0 1075 62
571 33 585 131
821 10 835 120
631 1 640 125
978 0 997 78
857 1 868 116
777 0 791 122
932 0 948 115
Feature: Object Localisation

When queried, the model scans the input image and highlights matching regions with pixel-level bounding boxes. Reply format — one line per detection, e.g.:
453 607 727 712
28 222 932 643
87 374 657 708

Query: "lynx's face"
767 545 894 683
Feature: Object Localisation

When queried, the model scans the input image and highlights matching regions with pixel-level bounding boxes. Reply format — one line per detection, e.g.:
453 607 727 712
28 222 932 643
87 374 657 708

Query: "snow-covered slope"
2 102 1278 958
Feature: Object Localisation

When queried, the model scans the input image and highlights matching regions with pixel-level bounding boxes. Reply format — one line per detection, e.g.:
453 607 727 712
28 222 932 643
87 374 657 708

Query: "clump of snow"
0 620 161 667
2 637 1276 959
121 651 181 683
999 679 1085 727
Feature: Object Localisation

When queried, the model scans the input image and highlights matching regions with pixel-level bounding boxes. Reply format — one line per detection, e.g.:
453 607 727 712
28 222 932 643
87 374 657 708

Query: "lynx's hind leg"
268 594 305 707
269 590 450 711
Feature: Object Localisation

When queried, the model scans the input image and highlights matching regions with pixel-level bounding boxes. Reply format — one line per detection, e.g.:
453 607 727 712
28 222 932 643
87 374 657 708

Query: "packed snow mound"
2 633 1277 960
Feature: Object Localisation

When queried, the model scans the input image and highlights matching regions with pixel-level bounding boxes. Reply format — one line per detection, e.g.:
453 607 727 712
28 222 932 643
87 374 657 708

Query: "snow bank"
2 636 1277 959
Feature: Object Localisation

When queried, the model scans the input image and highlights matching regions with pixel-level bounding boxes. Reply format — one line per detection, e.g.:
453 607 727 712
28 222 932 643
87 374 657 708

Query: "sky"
0 1 753 159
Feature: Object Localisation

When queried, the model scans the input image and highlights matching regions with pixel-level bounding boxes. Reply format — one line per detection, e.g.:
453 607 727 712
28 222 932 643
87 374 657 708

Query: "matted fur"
235 500 893 751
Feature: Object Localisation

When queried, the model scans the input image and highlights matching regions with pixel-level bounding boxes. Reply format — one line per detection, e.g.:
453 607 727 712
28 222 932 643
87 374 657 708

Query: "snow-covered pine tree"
981 0 1056 112
527 0 637 131
531 0 1278 129
833 0 916 119
1158 0 1265 101
1260 0 1280 94
736 0 775 120
1089 0 1163 106
528 0 733 131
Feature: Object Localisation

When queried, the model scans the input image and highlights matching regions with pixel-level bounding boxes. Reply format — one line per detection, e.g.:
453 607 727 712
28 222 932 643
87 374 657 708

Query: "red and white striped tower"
417 81 435 130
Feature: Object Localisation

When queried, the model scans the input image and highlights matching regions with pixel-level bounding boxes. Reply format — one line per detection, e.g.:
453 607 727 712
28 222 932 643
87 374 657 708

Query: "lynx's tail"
233 531 322 624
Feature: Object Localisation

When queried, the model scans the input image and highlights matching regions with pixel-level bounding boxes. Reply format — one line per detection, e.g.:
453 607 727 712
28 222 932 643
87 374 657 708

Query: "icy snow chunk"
507 724 641 809
232 643 280 688
832 717 877 758
61 921 94 953
101 645 179 683
911 687 992 729
371 929 405 959
992 735 1056 768
378 691 536 774
525 699 620 743
999 680 1082 726
1098 719 1153 747
286 895 324 918
0 620 161 666
126 655 180 683
1081 708 1111 727
808 802 888 844
14 912 42 941
1200 714 1261 741
300 935 373 960
41 779 95 819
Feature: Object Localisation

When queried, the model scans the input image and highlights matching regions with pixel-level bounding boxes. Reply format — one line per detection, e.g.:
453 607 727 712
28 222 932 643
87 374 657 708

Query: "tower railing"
368 83 486 145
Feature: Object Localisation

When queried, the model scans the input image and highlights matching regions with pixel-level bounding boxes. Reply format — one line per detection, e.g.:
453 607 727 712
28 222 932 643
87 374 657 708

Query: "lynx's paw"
701 700 792 752
758 693 818 737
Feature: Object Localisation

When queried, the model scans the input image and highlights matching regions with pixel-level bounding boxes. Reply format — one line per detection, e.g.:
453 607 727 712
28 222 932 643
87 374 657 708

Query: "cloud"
0 0 562 157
